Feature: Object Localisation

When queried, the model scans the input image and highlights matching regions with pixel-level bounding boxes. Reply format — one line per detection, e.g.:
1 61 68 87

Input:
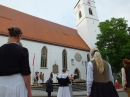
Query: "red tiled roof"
0 4 90 51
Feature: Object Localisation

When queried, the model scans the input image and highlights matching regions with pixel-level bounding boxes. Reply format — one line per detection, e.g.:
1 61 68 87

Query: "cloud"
96 0 130 26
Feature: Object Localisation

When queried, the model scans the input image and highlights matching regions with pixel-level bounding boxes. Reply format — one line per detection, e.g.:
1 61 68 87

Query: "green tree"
96 18 130 73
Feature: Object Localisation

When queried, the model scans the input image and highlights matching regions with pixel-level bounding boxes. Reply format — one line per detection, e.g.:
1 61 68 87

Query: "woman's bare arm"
23 75 32 97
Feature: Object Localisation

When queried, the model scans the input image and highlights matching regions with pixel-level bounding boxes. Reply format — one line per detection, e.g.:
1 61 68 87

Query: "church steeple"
74 0 100 48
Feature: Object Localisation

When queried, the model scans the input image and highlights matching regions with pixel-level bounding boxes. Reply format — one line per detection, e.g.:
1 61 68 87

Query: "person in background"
46 77 53 97
69 74 74 97
37 72 40 85
50 72 53 79
0 26 32 97
70 74 74 83
57 68 71 97
86 47 119 97
40 72 43 83
36 71 39 86
34 72 38 86
42 73 44 83
56 73 58 83
121 58 130 97
73 73 77 80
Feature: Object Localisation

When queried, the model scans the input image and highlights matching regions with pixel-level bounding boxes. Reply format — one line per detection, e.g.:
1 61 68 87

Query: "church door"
74 69 80 79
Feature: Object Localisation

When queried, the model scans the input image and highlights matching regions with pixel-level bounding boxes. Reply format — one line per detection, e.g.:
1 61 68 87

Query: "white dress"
57 73 71 97
0 74 27 97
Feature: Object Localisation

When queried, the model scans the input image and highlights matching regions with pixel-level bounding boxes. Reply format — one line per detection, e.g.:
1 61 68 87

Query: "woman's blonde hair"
90 47 104 73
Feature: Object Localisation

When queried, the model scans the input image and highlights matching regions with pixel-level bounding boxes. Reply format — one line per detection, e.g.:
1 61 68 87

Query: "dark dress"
91 81 119 97
124 66 130 88
50 73 53 78
46 79 53 97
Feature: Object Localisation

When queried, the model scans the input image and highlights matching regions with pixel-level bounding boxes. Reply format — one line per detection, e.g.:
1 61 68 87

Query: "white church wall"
85 18 100 48
0 35 89 84
67 48 88 80
21 39 54 84
75 0 98 25
0 35 8 45
75 2 86 26
77 19 91 48
74 0 83 13
22 40 89 84
75 0 100 48
84 4 99 20
77 17 100 48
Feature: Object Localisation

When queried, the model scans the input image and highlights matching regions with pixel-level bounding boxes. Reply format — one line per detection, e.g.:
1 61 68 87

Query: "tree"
127 27 130 35
96 18 130 73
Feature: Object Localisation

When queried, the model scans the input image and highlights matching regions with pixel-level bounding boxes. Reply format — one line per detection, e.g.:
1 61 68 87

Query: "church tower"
74 0 100 48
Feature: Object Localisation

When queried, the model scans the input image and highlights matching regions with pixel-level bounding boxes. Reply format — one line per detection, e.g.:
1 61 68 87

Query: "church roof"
0 4 90 51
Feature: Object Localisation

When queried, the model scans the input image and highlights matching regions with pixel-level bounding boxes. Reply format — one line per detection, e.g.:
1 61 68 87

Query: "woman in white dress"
0 26 32 97
57 68 71 97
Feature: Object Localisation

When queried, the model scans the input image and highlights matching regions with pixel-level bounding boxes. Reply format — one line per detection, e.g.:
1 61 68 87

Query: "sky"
0 0 130 29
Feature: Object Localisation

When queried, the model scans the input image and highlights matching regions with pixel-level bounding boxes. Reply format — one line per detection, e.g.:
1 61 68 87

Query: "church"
0 0 100 84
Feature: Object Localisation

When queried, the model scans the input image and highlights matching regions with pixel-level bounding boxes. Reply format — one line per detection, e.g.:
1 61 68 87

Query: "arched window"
89 8 93 15
79 11 82 19
41 46 47 67
62 49 67 69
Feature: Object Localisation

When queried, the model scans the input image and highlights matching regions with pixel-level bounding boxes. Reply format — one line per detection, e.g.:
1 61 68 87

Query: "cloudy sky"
0 0 130 28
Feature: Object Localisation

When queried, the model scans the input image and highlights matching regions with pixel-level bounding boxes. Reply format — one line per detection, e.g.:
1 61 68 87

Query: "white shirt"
86 59 114 96
121 68 127 88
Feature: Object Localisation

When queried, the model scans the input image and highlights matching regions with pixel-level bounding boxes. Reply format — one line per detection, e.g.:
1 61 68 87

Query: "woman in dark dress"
57 68 71 97
121 58 130 97
86 47 119 97
0 26 32 97
46 77 53 97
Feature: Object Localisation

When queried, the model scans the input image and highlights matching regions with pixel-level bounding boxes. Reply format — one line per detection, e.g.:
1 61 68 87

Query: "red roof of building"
0 4 90 51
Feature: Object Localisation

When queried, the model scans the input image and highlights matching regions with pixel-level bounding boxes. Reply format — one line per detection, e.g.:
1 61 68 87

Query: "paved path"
65 92 127 97
33 92 127 97
32 88 124 97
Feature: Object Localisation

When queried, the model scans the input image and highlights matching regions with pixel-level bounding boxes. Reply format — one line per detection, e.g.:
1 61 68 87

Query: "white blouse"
86 59 114 96
121 68 127 88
